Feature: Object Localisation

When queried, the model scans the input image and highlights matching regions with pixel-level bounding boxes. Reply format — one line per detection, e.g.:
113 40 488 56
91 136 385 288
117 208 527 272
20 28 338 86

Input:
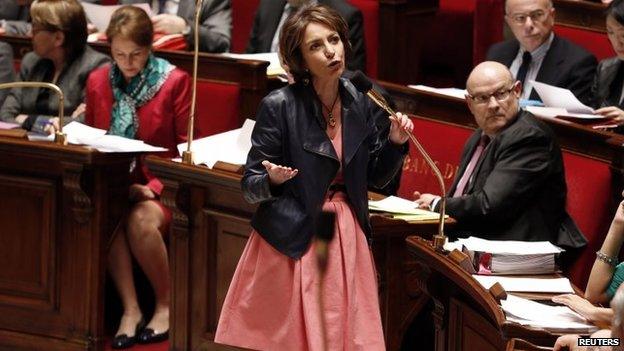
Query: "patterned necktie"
516 51 532 87
453 135 490 197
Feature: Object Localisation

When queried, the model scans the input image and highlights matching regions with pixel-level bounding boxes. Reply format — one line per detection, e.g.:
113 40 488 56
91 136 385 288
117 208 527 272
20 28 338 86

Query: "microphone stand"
181 0 203 164
366 89 447 251
0 81 67 145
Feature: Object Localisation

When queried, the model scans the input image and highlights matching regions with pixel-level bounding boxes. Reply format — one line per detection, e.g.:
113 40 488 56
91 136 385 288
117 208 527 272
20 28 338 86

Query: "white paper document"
472 275 574 294
408 85 467 100
456 236 563 255
82 3 152 32
531 81 602 120
221 52 287 77
502 294 598 333
30 121 167 153
177 119 255 168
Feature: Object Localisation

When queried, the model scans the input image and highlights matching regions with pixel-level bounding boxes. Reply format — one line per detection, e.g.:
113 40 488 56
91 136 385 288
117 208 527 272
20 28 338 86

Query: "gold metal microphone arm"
182 0 204 164
367 90 447 250
0 81 67 145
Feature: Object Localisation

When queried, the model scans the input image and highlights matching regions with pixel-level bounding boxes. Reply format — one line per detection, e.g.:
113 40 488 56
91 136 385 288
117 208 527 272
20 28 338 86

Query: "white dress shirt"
509 32 555 100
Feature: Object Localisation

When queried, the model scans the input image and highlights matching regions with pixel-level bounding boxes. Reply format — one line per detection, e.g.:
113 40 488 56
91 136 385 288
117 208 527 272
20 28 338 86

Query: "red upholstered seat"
397 116 472 198
421 0 504 87
554 25 615 61
347 0 379 77
194 80 242 138
562 152 613 289
231 0 261 53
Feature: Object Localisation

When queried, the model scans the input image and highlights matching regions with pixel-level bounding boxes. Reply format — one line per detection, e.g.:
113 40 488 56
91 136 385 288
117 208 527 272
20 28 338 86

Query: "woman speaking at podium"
215 5 412 350
85 6 191 349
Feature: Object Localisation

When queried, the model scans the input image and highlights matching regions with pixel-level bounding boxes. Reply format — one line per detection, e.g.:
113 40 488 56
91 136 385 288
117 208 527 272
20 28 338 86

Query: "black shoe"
137 327 169 344
111 318 145 349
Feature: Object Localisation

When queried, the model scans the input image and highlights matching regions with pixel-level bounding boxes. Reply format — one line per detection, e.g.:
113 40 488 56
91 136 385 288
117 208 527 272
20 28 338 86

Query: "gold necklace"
318 92 340 127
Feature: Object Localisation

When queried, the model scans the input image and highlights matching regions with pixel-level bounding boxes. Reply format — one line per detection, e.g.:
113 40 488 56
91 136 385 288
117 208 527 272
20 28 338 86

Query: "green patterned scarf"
109 54 174 138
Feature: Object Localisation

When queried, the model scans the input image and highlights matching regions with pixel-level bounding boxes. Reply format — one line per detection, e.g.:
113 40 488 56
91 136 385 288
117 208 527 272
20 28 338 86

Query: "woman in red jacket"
85 6 190 349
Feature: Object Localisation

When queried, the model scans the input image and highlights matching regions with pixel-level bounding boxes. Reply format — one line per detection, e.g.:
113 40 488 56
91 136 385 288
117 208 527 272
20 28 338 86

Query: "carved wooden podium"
0 137 135 350
146 157 453 351
405 236 571 351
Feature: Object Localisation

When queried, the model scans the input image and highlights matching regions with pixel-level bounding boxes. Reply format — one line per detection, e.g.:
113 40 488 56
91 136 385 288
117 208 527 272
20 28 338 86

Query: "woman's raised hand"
262 160 298 186
389 112 414 145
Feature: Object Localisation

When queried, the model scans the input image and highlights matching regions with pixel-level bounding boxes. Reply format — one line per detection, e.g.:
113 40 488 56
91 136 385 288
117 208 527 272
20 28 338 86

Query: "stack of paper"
502 294 598 334
456 237 564 275
221 53 287 78
407 85 467 100
177 119 255 168
368 196 447 221
529 81 606 121
27 122 167 153
472 275 574 294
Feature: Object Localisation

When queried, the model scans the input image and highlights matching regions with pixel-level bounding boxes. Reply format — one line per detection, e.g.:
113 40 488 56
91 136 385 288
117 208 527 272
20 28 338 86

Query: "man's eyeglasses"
467 86 515 104
507 9 549 25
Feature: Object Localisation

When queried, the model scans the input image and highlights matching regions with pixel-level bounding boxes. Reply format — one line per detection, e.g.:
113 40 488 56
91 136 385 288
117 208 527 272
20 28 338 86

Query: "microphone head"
316 211 336 242
349 70 373 93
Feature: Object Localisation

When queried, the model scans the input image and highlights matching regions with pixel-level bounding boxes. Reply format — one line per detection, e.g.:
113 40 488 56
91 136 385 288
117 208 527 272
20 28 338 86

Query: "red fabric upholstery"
231 0 261 53
347 0 379 77
555 25 614 61
473 0 504 65
100 0 118 4
397 116 473 198
562 152 613 289
194 80 242 138
421 0 503 87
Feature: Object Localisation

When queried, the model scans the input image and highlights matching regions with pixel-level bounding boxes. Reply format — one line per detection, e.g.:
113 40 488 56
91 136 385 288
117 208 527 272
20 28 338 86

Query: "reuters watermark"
578 338 620 347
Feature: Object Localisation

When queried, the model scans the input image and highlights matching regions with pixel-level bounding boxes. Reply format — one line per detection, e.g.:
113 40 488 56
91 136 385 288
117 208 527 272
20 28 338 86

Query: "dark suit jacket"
438 111 586 249
0 42 15 108
0 1 30 35
486 35 597 105
123 0 231 53
246 0 366 73
591 57 624 109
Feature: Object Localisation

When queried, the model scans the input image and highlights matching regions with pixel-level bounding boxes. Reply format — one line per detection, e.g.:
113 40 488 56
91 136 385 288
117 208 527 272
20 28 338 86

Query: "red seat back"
554 25 614 61
562 152 613 289
194 80 242 138
231 0 261 53
397 116 472 198
347 0 379 77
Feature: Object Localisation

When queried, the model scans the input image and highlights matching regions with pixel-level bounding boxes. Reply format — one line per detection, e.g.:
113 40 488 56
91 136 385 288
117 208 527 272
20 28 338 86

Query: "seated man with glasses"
414 61 586 251
486 0 596 105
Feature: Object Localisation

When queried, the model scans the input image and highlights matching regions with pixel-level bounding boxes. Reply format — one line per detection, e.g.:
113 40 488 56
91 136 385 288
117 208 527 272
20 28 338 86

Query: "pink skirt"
214 192 385 351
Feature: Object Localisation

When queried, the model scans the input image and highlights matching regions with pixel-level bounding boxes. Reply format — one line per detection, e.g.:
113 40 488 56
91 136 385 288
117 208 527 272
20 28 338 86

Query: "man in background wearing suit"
486 0 596 105
246 0 366 73
414 61 586 251
122 0 231 53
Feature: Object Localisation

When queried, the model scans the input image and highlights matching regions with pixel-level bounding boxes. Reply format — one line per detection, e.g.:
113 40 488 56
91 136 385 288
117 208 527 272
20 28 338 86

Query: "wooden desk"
405 236 568 351
146 157 453 351
554 0 608 33
1 35 270 121
380 81 624 162
0 138 134 350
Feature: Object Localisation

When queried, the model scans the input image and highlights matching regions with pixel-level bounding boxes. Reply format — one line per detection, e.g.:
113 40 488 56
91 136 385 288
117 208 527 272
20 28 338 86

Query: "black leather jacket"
590 56 624 109
242 78 407 259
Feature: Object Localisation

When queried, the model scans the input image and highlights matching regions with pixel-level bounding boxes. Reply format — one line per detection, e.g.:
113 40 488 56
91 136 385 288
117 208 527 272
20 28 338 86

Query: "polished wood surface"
379 81 624 162
2 35 270 122
405 236 568 351
554 0 608 33
146 157 454 351
0 137 134 351
378 0 439 84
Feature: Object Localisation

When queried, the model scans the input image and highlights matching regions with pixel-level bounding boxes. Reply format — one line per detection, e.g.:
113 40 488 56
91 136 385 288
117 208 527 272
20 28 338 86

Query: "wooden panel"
448 298 505 351
554 0 607 33
0 175 55 308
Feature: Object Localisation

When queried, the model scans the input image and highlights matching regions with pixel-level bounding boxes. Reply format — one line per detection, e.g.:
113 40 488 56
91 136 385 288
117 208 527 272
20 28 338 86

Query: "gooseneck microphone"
315 210 336 351
349 71 448 250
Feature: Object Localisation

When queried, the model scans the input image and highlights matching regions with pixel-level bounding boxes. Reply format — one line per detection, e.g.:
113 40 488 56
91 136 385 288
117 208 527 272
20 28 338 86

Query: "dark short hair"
30 0 88 60
278 4 352 84
106 6 153 49
607 0 624 26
